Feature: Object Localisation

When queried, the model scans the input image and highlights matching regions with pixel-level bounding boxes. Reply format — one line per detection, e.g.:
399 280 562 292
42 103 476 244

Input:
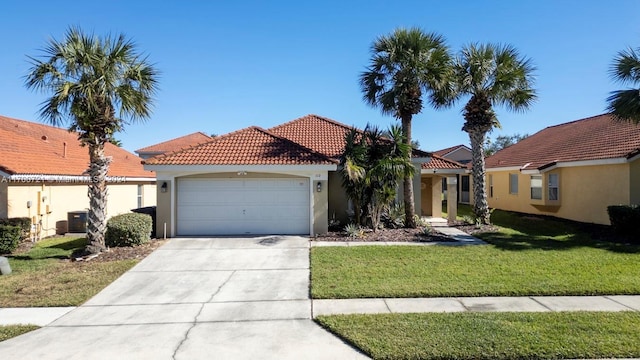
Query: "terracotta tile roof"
433 144 470 157
422 154 466 170
485 114 640 169
268 114 357 159
0 115 154 178
135 132 212 155
144 126 336 165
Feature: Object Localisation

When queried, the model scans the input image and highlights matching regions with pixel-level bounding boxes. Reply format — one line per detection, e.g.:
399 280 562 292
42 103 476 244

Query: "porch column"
431 177 442 218
447 176 458 223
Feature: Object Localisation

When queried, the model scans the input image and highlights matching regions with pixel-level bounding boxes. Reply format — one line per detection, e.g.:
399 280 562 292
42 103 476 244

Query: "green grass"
317 312 640 360
0 325 39 343
0 237 139 307
311 207 640 299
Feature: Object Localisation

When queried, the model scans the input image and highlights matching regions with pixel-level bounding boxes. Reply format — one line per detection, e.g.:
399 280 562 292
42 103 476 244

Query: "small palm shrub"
382 203 405 229
105 213 152 247
344 223 365 238
0 225 21 254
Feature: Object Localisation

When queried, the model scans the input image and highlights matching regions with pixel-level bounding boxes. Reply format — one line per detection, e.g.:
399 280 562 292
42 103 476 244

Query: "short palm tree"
360 27 452 228
26 27 159 254
607 46 640 124
453 43 536 224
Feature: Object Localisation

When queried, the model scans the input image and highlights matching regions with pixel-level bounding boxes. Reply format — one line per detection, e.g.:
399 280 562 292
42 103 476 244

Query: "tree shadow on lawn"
477 212 640 254
479 232 640 254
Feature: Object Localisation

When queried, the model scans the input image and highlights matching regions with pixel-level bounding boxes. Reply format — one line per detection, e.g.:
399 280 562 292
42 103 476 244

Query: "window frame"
509 173 519 195
137 184 143 208
548 173 559 201
530 175 542 200
488 174 493 198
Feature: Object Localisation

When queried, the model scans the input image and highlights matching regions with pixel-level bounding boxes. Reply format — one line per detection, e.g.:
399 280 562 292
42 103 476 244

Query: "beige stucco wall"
7 182 156 238
630 158 640 205
443 148 472 163
487 163 631 225
313 179 328 235
420 177 433 216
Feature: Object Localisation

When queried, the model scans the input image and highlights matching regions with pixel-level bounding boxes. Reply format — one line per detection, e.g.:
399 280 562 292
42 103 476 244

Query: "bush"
0 218 31 240
0 225 21 254
382 203 405 229
105 213 152 247
607 205 640 242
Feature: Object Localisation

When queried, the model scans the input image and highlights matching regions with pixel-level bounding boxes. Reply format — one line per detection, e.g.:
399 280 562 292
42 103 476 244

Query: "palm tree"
360 27 452 228
453 43 536 224
26 27 159 254
606 46 640 124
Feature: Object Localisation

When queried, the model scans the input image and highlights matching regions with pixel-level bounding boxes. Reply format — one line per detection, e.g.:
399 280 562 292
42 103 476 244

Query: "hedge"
105 213 152 247
607 205 640 242
0 217 31 240
0 225 21 254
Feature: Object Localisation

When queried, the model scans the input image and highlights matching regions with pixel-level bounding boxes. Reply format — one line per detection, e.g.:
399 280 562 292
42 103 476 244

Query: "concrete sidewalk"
312 295 640 316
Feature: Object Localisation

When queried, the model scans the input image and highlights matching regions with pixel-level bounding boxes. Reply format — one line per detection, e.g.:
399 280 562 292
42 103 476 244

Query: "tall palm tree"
26 27 159 254
360 27 452 228
453 43 536 224
607 46 640 124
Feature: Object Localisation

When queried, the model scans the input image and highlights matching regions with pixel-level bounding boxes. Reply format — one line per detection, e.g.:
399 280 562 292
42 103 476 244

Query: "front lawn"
317 312 640 360
0 237 140 307
311 208 640 299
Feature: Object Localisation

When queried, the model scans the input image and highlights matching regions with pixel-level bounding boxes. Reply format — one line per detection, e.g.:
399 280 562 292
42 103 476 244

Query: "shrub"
0 218 31 240
0 225 21 254
344 223 364 238
607 205 640 242
382 203 405 229
105 213 152 247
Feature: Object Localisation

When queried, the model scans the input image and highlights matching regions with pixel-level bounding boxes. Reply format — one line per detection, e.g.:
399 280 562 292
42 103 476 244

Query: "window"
530 175 542 200
137 185 143 208
548 174 559 201
488 174 493 198
509 173 518 194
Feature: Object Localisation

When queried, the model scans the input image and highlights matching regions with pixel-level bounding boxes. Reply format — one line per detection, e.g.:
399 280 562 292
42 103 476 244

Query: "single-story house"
485 114 640 225
143 114 466 237
135 132 212 159
0 115 157 238
433 144 472 204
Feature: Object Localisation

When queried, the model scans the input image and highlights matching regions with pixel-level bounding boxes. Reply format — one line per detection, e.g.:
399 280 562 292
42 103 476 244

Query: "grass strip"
317 312 640 360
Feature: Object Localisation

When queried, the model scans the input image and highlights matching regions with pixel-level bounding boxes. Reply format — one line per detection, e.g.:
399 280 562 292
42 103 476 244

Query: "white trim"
0 170 11 179
145 164 337 173
489 156 637 174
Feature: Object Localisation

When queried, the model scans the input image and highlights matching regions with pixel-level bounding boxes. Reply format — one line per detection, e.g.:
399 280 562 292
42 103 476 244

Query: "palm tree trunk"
401 115 417 228
85 143 111 254
468 130 490 224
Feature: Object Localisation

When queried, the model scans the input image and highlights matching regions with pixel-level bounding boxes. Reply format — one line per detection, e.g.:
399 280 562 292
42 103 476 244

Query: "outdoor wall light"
316 181 322 192
160 182 168 193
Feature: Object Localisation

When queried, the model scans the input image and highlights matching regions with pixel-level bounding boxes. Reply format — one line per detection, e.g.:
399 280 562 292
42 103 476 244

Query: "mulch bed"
72 239 167 262
314 227 457 242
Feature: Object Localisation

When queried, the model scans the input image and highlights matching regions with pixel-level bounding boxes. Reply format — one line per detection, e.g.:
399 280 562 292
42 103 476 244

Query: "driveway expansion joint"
172 270 236 360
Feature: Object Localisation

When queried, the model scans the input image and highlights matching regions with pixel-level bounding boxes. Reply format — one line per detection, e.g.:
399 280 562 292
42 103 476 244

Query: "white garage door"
177 178 310 236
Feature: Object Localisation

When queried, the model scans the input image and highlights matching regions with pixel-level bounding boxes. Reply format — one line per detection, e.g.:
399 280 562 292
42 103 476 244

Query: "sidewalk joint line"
529 297 554 312
604 296 639 312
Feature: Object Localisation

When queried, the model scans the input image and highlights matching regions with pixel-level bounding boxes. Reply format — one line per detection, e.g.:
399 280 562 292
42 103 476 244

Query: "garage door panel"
177 178 310 236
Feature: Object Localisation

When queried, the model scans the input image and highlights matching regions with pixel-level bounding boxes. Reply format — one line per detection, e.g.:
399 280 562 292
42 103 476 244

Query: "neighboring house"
143 114 466 237
485 114 640 225
433 144 473 204
0 115 156 238
135 132 212 159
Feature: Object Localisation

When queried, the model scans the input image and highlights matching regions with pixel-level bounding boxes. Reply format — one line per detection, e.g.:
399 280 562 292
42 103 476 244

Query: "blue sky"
2 1 639 153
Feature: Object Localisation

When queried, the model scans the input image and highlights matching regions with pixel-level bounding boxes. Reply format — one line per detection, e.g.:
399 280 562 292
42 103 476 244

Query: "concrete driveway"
0 236 368 360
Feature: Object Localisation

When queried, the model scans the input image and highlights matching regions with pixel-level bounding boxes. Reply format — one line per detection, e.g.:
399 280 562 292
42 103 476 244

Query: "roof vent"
41 135 48 141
